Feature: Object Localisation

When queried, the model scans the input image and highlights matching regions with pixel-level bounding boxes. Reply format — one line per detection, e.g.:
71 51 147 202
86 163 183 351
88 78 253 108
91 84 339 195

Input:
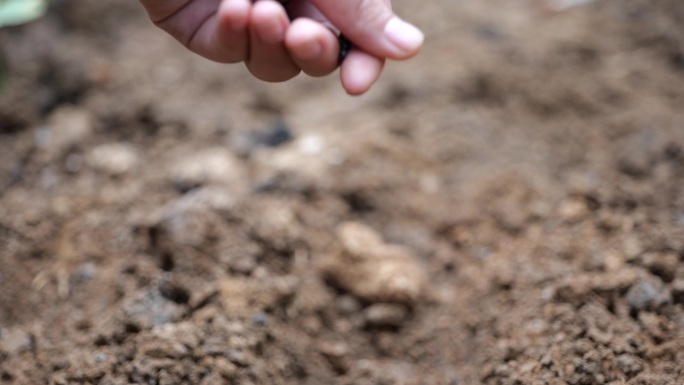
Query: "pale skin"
139 0 424 95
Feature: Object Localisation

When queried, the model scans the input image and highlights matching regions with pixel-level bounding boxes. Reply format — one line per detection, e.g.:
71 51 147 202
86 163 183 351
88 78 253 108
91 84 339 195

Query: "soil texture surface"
2 0 684 384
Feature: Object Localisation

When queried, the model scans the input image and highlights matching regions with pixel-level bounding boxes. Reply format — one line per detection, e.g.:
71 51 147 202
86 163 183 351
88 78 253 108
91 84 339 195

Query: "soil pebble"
625 274 672 313
322 222 427 305
617 132 664 178
40 106 93 154
363 303 409 327
137 322 200 359
0 328 32 356
87 143 139 176
233 120 294 156
122 288 186 329
170 148 245 191
319 341 351 374
616 354 645 378
558 198 589 222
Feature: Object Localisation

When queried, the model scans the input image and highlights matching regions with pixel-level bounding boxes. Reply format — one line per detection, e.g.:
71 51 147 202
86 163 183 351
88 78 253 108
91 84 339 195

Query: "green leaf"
0 0 48 28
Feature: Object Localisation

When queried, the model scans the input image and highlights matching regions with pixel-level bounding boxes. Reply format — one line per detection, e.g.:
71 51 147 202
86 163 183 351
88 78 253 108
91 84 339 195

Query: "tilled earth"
2 0 684 384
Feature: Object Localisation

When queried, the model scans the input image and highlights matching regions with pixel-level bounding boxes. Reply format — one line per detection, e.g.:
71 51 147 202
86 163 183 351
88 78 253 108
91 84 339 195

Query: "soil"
2 0 684 384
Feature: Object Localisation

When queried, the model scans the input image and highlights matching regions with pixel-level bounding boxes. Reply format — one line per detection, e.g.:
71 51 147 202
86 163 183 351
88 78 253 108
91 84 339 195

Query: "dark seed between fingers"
338 34 352 64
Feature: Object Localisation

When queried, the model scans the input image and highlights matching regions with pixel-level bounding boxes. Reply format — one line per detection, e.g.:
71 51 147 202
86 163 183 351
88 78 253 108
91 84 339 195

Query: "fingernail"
220 0 249 31
384 17 424 56
257 19 284 45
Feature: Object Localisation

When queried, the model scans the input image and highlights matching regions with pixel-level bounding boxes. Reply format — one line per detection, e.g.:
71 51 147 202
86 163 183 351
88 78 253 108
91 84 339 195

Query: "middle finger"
246 0 301 82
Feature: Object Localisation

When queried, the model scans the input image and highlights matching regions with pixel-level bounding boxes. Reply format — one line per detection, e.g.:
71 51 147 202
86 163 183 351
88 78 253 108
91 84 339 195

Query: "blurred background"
1 0 684 384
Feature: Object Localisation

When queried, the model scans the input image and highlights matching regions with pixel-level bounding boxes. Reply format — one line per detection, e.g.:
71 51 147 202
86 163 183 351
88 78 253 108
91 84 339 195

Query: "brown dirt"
2 0 684 384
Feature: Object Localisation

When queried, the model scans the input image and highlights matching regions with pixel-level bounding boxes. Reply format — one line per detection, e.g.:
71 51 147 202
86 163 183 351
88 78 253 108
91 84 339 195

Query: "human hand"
139 0 423 95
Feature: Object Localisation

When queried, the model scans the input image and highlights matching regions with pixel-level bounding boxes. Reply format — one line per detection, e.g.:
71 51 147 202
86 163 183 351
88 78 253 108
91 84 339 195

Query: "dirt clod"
363 303 409 327
625 275 672 314
87 143 139 176
322 222 427 305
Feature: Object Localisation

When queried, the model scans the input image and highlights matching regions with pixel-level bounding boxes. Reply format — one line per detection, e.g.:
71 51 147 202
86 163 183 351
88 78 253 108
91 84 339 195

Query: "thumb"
309 0 424 60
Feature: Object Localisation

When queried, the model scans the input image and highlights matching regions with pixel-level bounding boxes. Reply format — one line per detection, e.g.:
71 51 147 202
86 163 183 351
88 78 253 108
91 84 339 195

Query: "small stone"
87 143 139 176
0 328 32 355
524 319 547 335
256 120 293 148
617 137 655 178
122 288 185 329
225 349 249 367
625 275 671 313
322 222 427 305
622 236 644 261
139 339 188 359
256 134 344 181
558 198 588 222
137 322 199 359
213 357 238 378
363 303 408 327
170 148 244 191
43 106 94 152
337 295 362 315
603 251 624 272
616 354 644 377
229 255 257 275
251 313 267 326
147 187 237 248
297 135 324 156
241 120 294 153
319 342 350 374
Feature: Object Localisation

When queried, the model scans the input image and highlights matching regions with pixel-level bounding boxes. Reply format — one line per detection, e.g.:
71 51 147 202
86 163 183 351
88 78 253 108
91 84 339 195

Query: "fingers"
153 0 251 63
340 48 385 95
205 0 251 63
285 0 386 94
286 18 386 95
246 0 301 82
285 18 339 77
140 0 399 92
310 0 424 60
